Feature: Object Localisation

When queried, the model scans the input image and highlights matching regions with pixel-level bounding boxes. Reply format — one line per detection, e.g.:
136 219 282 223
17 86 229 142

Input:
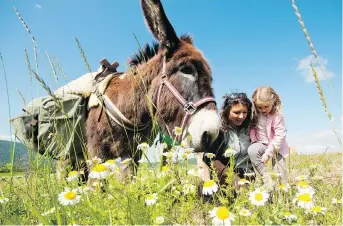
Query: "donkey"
81 0 220 179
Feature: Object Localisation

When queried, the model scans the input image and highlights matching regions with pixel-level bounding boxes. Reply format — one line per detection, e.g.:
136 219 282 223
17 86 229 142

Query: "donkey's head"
136 0 220 152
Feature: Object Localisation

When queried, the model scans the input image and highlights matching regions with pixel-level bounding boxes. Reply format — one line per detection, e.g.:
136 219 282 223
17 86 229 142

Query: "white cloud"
35 4 42 9
288 129 342 154
0 134 16 141
296 55 335 83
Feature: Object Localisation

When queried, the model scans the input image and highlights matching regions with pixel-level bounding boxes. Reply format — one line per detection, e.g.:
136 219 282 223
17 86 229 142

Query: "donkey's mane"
129 35 193 67
129 41 160 67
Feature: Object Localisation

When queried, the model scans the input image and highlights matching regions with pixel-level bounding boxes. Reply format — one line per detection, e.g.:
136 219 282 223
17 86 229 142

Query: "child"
248 86 289 190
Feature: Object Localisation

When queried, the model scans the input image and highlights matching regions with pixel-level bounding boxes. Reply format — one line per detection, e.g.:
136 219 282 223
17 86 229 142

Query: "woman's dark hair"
220 92 253 131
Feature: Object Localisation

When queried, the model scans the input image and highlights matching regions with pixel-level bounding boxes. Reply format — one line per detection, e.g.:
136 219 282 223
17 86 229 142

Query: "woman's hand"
261 153 270 163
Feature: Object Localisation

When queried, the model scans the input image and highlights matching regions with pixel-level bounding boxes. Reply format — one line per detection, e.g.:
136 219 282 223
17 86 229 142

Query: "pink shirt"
250 113 289 157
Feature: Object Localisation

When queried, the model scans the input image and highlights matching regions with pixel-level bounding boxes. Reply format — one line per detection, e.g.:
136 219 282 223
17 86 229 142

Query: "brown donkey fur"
83 0 220 178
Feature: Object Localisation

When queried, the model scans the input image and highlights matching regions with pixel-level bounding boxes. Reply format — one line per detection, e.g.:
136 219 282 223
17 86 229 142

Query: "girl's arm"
265 114 287 157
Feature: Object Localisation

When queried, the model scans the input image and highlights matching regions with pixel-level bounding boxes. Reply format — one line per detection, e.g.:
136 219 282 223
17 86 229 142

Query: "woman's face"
228 103 248 127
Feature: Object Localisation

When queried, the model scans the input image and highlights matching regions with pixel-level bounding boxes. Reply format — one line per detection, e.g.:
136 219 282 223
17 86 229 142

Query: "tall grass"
0 4 342 226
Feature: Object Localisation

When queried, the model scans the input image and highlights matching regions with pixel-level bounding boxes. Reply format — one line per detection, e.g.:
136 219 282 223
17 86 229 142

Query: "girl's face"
256 103 273 116
228 103 248 127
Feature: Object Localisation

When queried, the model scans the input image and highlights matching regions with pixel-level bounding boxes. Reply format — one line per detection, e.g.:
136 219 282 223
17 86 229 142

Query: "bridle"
96 55 216 143
156 55 216 142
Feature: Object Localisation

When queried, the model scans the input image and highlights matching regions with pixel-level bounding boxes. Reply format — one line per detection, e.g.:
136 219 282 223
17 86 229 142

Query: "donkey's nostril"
201 131 211 152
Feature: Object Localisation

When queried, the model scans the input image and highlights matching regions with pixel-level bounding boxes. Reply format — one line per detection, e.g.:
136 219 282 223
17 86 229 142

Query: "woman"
203 92 255 184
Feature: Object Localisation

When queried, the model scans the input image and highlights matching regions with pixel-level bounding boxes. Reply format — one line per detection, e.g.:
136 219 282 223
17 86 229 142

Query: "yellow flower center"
93 164 107 172
298 193 311 202
162 166 169 172
240 179 247 183
64 191 76 200
284 211 291 217
312 206 321 212
279 184 285 189
254 193 263 201
68 171 78 177
106 160 116 164
204 180 215 188
147 194 155 200
216 207 229 220
181 153 188 159
298 181 309 187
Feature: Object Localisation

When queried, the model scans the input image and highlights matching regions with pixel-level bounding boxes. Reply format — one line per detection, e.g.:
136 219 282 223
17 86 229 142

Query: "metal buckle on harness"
184 102 196 115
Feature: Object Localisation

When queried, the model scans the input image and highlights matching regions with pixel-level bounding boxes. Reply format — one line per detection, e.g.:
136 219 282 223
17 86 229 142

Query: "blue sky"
0 0 342 154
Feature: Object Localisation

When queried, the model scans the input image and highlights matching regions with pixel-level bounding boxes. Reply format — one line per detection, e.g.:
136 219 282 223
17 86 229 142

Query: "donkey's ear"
140 0 179 49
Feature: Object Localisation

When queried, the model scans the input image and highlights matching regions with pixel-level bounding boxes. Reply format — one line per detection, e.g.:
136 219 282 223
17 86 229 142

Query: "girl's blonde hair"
252 86 282 114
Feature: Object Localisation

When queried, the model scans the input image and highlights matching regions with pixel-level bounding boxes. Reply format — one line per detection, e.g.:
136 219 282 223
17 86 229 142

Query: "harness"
95 55 216 141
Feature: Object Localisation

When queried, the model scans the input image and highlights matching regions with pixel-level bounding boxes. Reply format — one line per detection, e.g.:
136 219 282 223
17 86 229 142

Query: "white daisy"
268 172 282 177
277 183 290 192
294 190 314 209
0 197 9 203
155 216 165 224
104 159 117 172
306 206 327 215
239 208 251 217
187 169 200 177
283 211 297 222
160 166 170 177
66 171 80 182
295 175 309 181
248 188 270 206
237 178 250 186
183 184 196 195
297 181 315 194
332 198 343 204
202 180 218 195
120 158 132 165
58 188 81 206
243 172 255 178
137 142 149 151
41 207 56 216
205 153 216 159
88 164 110 179
173 126 182 136
86 156 102 166
223 148 237 158
145 193 158 206
209 206 235 226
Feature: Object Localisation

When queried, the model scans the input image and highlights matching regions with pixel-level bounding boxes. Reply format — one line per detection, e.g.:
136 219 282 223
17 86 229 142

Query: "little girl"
248 86 289 190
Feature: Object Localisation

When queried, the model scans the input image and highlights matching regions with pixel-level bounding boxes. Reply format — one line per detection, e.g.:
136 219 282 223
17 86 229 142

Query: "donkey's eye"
180 66 193 75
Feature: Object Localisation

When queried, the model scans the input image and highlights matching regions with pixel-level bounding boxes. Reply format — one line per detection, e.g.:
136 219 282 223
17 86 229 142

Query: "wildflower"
243 172 255 178
297 181 315 194
160 166 170 177
248 188 270 206
205 153 215 159
163 151 176 160
66 171 80 182
76 186 94 194
239 208 251 217
173 126 182 136
120 158 132 165
268 172 282 177
58 188 81 206
277 183 290 192
104 159 117 171
202 180 218 195
187 169 200 177
309 164 320 169
0 197 9 203
332 198 343 204
183 184 196 195
294 190 314 209
209 206 235 226
89 164 110 179
86 156 102 166
137 142 149 151
306 206 327 215
237 178 250 186
145 193 158 206
41 207 55 216
295 175 309 181
223 148 237 158
283 211 297 222
155 216 165 224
